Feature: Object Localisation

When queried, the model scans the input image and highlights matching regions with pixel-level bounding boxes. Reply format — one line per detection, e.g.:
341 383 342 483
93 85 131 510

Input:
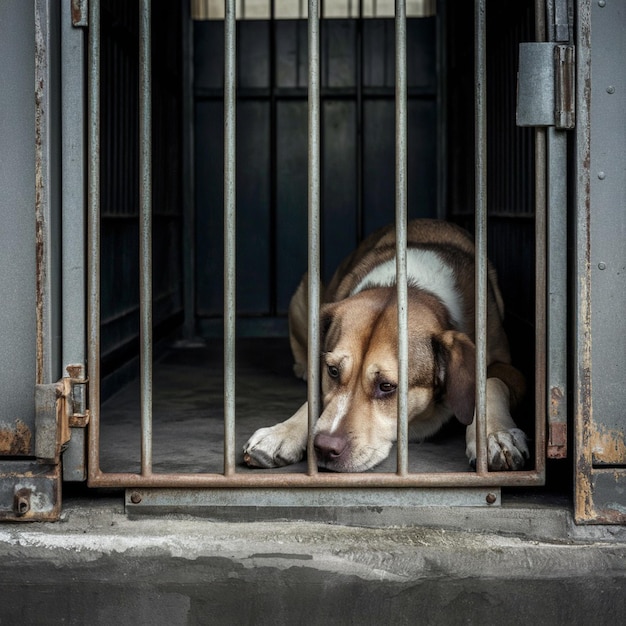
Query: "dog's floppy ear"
320 302 339 350
432 331 476 425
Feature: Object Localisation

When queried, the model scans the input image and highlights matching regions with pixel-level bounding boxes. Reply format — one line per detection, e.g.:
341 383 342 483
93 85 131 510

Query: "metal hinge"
516 42 575 130
35 365 89 464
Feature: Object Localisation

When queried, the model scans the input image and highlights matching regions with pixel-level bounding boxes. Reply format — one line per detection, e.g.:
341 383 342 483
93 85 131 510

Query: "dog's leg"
243 402 309 468
465 377 529 470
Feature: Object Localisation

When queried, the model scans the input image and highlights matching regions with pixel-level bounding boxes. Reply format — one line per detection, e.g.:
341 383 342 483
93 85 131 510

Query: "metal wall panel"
0 1 37 456
575 0 626 524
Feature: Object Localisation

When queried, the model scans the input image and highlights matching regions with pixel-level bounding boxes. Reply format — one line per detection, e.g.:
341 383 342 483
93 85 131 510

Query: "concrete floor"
99 338 470 475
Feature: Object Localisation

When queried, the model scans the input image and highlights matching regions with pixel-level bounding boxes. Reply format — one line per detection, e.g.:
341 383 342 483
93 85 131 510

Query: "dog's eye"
378 382 397 395
327 365 340 379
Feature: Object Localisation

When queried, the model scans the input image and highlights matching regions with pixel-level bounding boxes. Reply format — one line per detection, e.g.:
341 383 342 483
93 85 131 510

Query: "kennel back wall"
79 0 550 514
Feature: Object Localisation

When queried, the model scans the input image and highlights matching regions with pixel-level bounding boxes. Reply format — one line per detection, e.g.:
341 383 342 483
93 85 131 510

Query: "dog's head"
313 287 475 472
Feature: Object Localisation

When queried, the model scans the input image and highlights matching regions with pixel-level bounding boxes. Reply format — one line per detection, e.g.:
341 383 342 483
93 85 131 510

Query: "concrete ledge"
1 498 626 624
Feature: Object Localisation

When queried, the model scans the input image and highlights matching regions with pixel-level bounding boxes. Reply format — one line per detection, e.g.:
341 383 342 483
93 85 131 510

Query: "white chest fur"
351 248 464 328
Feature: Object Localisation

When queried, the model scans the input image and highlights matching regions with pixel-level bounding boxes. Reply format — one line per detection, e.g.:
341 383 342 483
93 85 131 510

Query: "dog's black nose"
314 433 348 461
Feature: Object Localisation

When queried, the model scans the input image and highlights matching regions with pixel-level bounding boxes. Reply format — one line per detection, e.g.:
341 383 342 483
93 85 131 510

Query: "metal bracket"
517 42 575 130
0 462 61 521
0 366 87 521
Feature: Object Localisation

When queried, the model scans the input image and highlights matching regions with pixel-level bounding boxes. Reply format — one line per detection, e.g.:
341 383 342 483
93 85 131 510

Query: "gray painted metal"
125 487 501 512
517 43 555 127
588 0 626 465
574 0 626 523
34 0 62 387
34 384 60 463
538 0 573 458
546 127 568 457
545 2 569 458
0 0 37 450
61 0 87 481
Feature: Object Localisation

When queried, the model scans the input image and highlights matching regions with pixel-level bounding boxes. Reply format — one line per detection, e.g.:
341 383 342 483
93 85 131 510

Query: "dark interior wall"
446 0 536 393
97 2 538 404
99 0 184 393
193 17 438 333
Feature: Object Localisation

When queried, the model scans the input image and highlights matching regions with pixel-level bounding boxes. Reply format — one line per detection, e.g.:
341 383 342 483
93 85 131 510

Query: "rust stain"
547 422 567 459
547 387 567 458
71 0 82 24
66 364 83 379
550 386 564 416
34 8 46 386
574 477 594 524
591 424 626 465
0 420 33 455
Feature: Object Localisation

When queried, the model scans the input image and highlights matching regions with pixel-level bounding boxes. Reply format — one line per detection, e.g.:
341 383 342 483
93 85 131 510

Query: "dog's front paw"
243 424 306 469
466 428 529 471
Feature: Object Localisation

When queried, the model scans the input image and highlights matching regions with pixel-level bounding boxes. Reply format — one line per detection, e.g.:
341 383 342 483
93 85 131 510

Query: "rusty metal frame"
573 0 626 524
86 0 547 493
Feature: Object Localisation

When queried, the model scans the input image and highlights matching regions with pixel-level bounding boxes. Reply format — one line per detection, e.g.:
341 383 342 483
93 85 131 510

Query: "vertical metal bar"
87 0 102 479
535 0 549 475
573 0 592 522
395 0 408 476
61 0 87 481
474 0 488 475
307 0 321 476
139 0 153 476
546 7 568 459
224 0 237 475
34 0 56 387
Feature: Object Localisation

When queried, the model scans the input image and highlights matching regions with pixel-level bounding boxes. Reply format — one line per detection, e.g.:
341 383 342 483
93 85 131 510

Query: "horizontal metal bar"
126 487 501 510
194 87 437 100
88 469 545 489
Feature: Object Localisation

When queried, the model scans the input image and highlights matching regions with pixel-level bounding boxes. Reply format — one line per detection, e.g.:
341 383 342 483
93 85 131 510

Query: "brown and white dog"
243 218 529 472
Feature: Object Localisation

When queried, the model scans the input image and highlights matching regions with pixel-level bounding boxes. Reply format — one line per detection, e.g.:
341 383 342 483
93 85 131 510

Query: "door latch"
35 365 89 464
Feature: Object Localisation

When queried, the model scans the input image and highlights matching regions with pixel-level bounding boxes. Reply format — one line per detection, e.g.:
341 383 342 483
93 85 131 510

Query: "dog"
243 218 529 472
